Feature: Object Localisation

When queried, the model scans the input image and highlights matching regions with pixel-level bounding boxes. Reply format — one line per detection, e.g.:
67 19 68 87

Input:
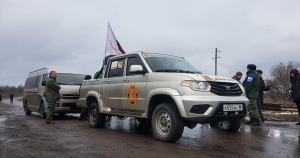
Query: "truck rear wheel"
24 101 31 116
88 102 106 128
151 103 184 143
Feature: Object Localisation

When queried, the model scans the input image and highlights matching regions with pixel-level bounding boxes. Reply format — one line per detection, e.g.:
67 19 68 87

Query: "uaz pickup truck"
78 52 249 142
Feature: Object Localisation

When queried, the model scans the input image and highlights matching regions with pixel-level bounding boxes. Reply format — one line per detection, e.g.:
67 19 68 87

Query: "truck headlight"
181 81 210 91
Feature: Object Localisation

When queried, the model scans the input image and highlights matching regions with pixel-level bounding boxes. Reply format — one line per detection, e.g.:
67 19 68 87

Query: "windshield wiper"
181 70 197 74
155 69 179 72
155 69 198 74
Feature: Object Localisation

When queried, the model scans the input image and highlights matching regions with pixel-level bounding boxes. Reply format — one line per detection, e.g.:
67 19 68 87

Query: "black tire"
229 120 241 132
40 102 46 119
151 103 184 143
136 118 147 125
24 101 31 116
88 102 106 128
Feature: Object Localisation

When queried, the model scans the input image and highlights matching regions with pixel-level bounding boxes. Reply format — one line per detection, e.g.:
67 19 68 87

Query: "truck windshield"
56 74 85 85
143 54 198 73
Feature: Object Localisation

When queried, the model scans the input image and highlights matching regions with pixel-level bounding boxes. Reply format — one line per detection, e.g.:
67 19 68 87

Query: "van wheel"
152 103 184 143
24 101 31 115
88 102 106 128
40 102 46 119
229 120 241 132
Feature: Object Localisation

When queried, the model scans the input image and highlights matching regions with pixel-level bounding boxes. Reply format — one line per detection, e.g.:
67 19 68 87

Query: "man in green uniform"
243 64 261 126
44 71 61 124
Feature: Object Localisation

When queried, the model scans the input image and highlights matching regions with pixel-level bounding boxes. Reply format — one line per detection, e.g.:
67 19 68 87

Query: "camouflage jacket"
44 77 61 103
243 71 260 99
232 76 241 84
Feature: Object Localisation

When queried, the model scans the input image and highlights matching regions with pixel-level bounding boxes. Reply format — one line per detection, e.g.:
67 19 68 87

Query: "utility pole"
212 48 221 76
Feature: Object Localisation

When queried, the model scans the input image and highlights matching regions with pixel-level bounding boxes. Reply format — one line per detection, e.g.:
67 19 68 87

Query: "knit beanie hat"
256 70 263 74
236 71 242 76
247 64 256 71
290 69 299 75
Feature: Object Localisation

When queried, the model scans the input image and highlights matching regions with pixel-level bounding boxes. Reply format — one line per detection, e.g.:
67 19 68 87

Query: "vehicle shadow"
103 117 152 136
29 112 80 120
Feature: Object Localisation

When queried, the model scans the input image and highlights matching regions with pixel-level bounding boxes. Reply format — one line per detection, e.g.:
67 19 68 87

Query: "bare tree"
0 85 24 97
265 61 300 103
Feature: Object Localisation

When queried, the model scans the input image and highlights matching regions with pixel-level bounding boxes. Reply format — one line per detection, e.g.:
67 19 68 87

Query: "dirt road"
0 99 300 158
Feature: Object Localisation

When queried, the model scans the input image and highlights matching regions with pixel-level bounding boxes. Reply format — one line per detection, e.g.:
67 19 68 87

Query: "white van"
23 66 86 118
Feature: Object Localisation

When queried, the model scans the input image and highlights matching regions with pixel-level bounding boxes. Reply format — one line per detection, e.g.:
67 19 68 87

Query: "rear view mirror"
129 65 146 74
42 81 46 86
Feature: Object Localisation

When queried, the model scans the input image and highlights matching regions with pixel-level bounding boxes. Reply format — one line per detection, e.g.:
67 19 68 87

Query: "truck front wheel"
88 102 106 128
151 103 184 143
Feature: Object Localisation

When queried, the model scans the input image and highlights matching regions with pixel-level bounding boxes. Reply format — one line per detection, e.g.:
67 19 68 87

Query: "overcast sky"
1 0 300 86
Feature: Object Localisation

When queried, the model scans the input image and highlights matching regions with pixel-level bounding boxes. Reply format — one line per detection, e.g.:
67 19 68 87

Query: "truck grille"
209 82 243 96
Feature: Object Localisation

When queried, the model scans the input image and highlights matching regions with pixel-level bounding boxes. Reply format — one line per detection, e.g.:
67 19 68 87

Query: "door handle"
105 79 110 82
124 77 130 82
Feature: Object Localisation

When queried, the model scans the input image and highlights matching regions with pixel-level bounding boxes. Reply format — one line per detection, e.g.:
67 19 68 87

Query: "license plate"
223 104 243 111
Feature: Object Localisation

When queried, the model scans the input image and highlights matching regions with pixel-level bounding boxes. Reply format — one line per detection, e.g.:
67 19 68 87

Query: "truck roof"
109 51 184 59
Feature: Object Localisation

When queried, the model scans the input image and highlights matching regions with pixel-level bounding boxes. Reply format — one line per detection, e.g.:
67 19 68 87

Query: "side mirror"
129 65 146 74
42 81 46 86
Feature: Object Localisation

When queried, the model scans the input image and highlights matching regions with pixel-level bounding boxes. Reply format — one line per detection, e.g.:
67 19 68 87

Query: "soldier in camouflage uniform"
232 71 243 84
243 64 261 126
44 71 61 124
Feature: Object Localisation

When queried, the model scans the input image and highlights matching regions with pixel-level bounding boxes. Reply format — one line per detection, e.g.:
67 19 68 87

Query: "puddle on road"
240 124 300 142
0 117 7 122
267 128 299 142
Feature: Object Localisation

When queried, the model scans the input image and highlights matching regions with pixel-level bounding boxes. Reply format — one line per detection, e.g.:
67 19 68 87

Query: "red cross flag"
105 23 125 55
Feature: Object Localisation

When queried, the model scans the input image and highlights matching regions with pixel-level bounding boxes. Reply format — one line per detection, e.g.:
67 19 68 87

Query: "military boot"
249 118 261 126
46 120 55 124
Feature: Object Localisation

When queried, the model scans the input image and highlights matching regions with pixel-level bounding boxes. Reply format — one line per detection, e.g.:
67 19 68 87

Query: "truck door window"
126 57 145 76
108 59 125 78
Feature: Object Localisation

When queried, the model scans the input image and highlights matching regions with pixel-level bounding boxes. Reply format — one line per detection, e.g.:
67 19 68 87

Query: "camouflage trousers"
247 98 260 119
46 102 55 122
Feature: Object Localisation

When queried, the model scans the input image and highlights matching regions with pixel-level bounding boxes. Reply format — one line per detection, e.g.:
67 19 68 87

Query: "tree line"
265 61 300 104
0 85 24 97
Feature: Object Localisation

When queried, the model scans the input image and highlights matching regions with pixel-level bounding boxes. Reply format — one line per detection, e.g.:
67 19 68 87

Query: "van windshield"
143 54 198 73
56 74 85 85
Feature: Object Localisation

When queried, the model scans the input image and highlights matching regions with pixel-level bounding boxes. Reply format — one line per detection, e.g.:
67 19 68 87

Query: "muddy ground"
0 99 300 158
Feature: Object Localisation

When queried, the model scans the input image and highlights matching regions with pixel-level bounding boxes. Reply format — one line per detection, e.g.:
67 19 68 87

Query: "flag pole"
102 22 110 78
104 22 110 57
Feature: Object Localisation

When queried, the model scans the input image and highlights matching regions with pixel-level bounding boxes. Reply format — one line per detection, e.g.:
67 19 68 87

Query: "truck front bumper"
179 95 249 123
53 99 81 113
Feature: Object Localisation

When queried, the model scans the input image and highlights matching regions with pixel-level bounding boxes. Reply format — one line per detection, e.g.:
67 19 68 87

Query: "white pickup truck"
78 52 249 142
